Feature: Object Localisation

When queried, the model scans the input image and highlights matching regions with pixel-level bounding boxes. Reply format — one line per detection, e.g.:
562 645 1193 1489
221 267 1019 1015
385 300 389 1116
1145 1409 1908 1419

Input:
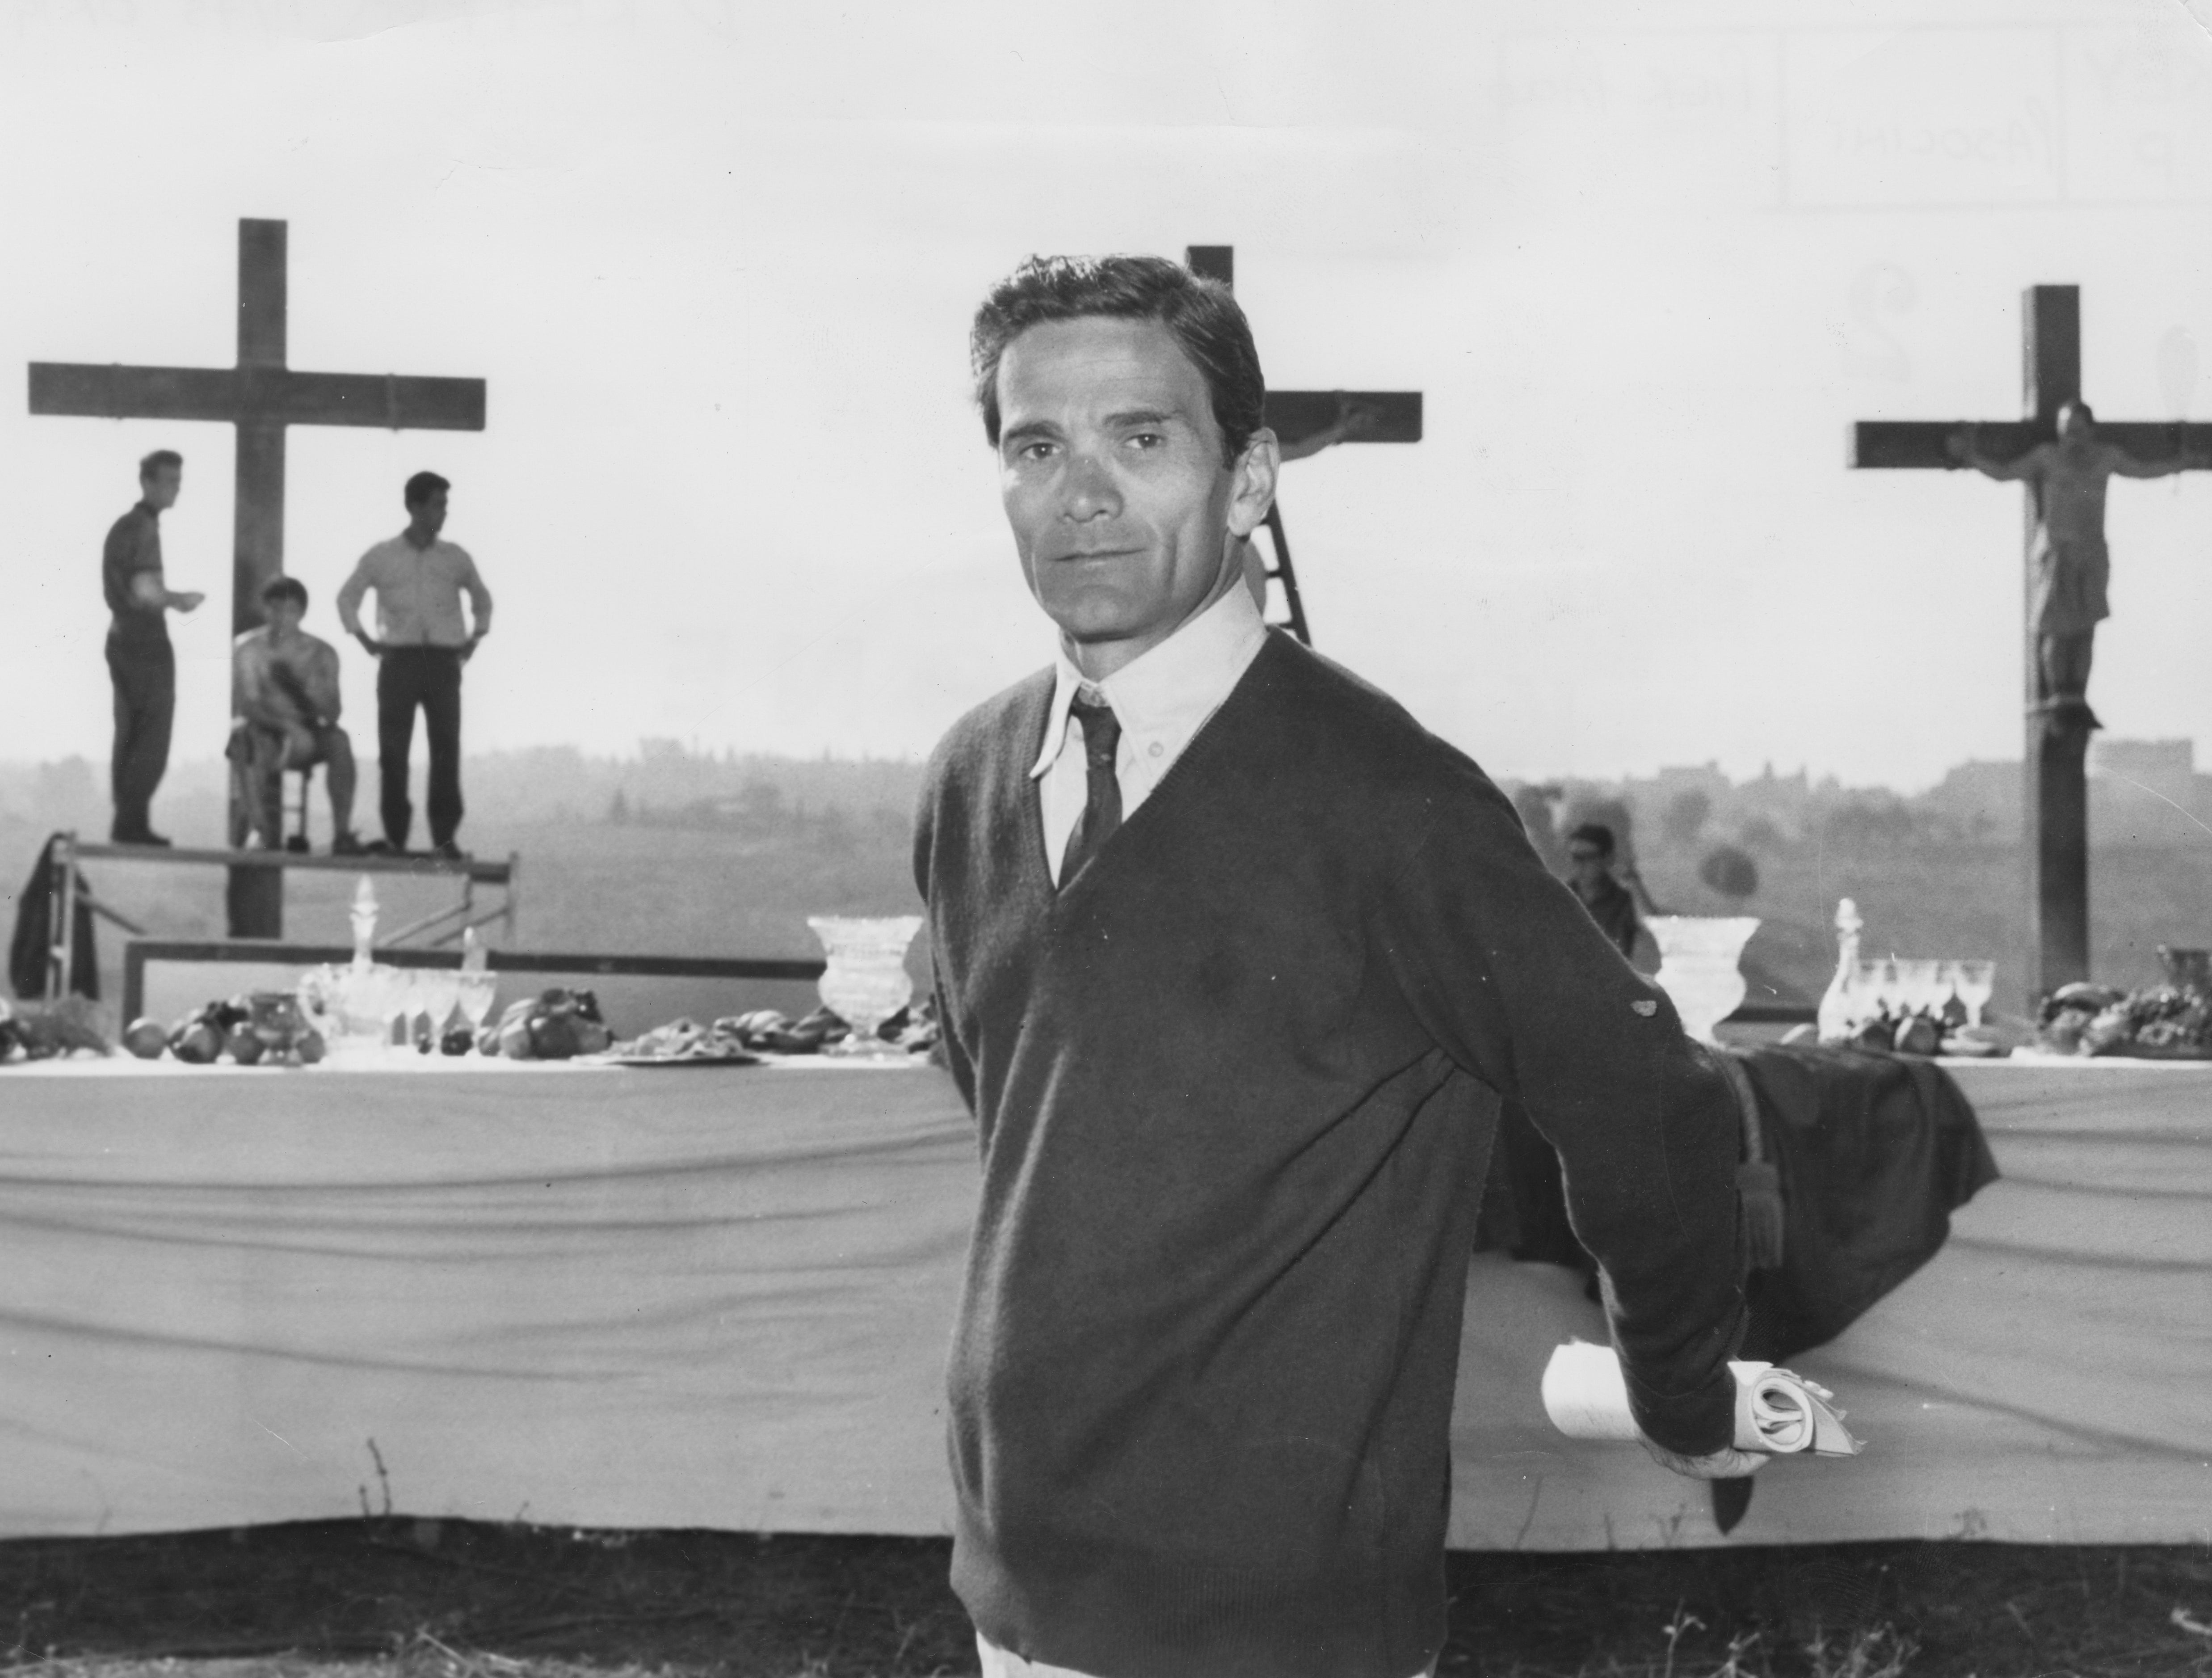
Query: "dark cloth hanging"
1732 1042 1999 1362
1720 1044 1996 1534
1475 1038 1998 1536
8 836 100 1001
1475 1041 1997 1358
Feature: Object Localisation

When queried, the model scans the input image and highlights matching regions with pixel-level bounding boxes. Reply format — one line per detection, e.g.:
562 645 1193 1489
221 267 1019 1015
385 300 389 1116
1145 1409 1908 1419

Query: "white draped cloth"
0 1055 2203 1547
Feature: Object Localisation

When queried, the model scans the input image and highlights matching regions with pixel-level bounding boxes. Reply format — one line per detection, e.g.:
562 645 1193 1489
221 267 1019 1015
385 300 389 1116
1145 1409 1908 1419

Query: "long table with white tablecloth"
0 1054 2203 1548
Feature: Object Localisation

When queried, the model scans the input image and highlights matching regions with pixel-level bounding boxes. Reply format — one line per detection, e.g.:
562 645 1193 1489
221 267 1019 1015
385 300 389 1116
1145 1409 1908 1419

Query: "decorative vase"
807 915 924 1056
1645 915 1761 1046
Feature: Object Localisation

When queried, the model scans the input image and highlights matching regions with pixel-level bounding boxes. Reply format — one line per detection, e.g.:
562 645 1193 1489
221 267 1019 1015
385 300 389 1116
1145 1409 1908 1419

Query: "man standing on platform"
230 576 364 855
336 471 492 859
1949 400 2208 724
101 449 204 846
913 255 1756 1678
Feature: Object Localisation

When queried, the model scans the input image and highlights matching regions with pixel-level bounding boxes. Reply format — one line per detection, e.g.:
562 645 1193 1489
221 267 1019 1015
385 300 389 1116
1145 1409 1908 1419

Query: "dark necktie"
1059 692 1123 884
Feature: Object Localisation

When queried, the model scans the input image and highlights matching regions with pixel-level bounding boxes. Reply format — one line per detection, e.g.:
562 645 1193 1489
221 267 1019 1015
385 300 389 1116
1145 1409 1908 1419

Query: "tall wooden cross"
1185 246 1422 644
1852 286 2211 1001
29 217 486 938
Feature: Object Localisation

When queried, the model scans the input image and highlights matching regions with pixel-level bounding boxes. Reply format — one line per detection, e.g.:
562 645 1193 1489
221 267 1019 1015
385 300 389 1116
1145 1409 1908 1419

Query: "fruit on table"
2045 981 2125 1016
482 990 614 1060
152 995 331 1067
440 1026 474 1056
1892 1014 1941 1057
791 1005 851 1045
2036 979 2210 1055
169 1020 224 1064
610 1016 760 1061
122 1018 168 1059
721 1006 853 1054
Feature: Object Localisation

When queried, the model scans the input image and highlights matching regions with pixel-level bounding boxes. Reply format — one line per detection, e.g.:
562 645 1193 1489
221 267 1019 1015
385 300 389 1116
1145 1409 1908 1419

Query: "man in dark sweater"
913 255 1756 1678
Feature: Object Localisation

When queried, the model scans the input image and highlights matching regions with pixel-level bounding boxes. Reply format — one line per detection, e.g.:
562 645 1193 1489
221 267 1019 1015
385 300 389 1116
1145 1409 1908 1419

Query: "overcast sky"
5 0 2210 789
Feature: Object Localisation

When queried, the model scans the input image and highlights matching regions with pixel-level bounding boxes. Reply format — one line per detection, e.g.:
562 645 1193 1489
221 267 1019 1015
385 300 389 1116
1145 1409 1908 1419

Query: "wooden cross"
1852 286 2212 1002
1185 246 1421 645
29 217 486 938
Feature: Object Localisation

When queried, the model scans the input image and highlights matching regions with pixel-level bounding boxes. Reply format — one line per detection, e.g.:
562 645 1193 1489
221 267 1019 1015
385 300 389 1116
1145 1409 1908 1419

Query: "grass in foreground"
3 1520 2209 1678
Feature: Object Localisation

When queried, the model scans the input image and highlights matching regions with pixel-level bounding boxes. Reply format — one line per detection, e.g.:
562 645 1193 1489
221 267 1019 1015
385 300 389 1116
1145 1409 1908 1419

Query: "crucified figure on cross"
1948 399 2210 725
1855 284 2212 998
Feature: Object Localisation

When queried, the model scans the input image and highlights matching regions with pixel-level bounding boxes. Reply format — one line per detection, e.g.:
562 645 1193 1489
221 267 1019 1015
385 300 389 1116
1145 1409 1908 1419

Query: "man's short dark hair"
260 576 309 609
971 255 1266 468
404 471 450 508
139 449 183 480
1566 823 1616 858
2059 399 2096 425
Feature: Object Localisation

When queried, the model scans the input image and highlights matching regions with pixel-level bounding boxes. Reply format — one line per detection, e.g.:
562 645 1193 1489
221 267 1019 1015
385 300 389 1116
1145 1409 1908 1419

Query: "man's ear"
1226 428 1281 541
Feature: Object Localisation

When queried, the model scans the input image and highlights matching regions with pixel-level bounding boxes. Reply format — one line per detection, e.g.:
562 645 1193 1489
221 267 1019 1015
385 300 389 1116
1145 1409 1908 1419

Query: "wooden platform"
69 841 513 884
43 834 520 999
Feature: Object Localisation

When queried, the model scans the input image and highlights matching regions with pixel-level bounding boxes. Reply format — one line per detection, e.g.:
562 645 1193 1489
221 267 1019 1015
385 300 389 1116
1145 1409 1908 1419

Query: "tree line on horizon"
4 743 2206 856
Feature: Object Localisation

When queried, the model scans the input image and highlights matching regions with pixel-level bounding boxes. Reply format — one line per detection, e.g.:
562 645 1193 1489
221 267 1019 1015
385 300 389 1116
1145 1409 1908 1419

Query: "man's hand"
459 630 485 663
354 631 385 658
1640 1437 1765 1480
285 723 318 765
171 589 206 613
1944 427 1974 468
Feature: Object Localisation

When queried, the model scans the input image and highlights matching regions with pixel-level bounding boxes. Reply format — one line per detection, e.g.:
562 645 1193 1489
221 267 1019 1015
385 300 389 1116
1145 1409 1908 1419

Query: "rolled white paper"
1540 1341 1862 1456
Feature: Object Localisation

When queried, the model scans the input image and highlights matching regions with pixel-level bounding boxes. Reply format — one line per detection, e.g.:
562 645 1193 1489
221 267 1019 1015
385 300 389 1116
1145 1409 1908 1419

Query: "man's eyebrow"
1103 407 1183 430
999 418 1062 447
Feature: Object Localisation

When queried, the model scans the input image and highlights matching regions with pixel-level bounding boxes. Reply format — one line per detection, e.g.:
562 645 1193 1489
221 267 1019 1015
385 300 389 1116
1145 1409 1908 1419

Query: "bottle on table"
1817 898 1863 1042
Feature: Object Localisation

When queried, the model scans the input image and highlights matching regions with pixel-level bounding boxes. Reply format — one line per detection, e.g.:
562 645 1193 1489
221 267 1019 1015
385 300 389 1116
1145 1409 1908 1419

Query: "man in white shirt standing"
336 471 493 859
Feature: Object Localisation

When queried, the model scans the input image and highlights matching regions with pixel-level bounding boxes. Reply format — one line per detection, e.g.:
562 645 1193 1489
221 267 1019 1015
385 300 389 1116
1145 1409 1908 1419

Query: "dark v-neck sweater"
913 632 1746 1678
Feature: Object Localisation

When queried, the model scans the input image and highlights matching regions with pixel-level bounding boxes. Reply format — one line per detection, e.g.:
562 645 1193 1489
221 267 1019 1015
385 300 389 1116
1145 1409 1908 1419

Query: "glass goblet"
379 968 416 1049
1931 959 1964 1024
417 966 462 1042
1854 959 1889 1025
294 965 340 1044
456 972 499 1055
1955 960 1996 1027
807 915 924 1056
1897 958 1942 1020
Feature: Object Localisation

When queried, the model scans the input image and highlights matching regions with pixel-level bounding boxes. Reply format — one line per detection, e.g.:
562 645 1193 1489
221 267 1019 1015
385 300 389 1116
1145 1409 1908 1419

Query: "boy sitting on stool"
230 576 364 854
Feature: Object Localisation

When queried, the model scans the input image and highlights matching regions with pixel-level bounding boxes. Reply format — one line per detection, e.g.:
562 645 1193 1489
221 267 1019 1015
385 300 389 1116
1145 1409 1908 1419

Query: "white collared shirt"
1030 584 1269 884
336 533 492 649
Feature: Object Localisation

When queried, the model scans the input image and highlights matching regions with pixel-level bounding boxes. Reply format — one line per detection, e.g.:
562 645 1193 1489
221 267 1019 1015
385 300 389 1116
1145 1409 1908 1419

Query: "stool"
227 722 318 851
